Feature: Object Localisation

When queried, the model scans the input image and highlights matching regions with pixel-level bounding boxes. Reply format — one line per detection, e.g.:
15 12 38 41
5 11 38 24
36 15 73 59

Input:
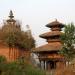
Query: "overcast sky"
0 0 75 46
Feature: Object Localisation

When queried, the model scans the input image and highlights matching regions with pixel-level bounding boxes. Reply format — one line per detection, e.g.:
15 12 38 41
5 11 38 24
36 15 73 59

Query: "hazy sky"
0 0 75 46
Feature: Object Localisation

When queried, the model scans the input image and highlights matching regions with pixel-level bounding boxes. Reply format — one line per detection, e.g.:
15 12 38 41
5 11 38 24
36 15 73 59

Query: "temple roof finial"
9 10 14 19
55 18 57 22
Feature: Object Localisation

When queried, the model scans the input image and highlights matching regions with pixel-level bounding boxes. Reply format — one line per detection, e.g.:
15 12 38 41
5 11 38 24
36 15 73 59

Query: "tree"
60 23 75 64
0 56 7 75
0 10 35 52
0 55 46 75
0 22 22 59
0 18 35 60
0 19 35 49
16 31 35 50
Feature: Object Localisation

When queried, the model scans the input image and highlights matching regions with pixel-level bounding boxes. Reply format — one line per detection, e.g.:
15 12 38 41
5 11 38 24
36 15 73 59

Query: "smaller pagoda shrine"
0 10 30 61
33 19 65 70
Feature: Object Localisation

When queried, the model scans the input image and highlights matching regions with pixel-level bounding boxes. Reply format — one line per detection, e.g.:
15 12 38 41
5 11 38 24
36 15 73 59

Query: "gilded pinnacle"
9 10 14 19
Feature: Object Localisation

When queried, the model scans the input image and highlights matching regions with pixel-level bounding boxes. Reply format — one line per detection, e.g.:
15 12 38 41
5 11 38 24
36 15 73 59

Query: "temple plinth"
33 19 65 70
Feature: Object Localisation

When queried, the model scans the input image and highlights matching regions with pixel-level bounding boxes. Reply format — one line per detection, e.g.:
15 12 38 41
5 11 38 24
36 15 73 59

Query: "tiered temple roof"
46 19 64 28
39 31 62 38
33 19 64 52
33 42 62 52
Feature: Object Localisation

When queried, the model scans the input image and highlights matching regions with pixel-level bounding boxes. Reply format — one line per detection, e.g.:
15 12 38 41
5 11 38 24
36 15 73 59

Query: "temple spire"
55 18 57 22
9 10 14 19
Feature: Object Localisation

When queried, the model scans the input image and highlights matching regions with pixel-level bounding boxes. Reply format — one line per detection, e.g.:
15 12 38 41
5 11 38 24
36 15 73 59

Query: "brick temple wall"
0 46 9 60
0 44 30 61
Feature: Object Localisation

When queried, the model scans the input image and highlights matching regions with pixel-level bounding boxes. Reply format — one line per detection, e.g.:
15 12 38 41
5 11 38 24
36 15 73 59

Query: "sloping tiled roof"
46 20 64 28
32 42 62 52
7 19 16 22
40 31 62 38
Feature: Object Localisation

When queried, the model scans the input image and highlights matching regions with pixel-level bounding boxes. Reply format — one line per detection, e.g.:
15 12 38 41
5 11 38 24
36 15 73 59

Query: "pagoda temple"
33 19 65 70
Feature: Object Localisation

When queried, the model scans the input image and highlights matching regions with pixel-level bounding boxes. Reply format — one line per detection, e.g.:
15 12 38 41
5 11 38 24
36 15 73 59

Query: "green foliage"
0 56 7 63
17 32 35 50
60 23 75 61
0 20 35 50
0 56 7 75
0 56 46 75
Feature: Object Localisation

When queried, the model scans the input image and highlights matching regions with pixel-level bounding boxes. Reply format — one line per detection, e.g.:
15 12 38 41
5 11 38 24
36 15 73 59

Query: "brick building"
0 10 30 61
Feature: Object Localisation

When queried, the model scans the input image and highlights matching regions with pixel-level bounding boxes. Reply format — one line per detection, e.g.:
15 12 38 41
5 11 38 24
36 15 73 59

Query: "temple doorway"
47 61 56 70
